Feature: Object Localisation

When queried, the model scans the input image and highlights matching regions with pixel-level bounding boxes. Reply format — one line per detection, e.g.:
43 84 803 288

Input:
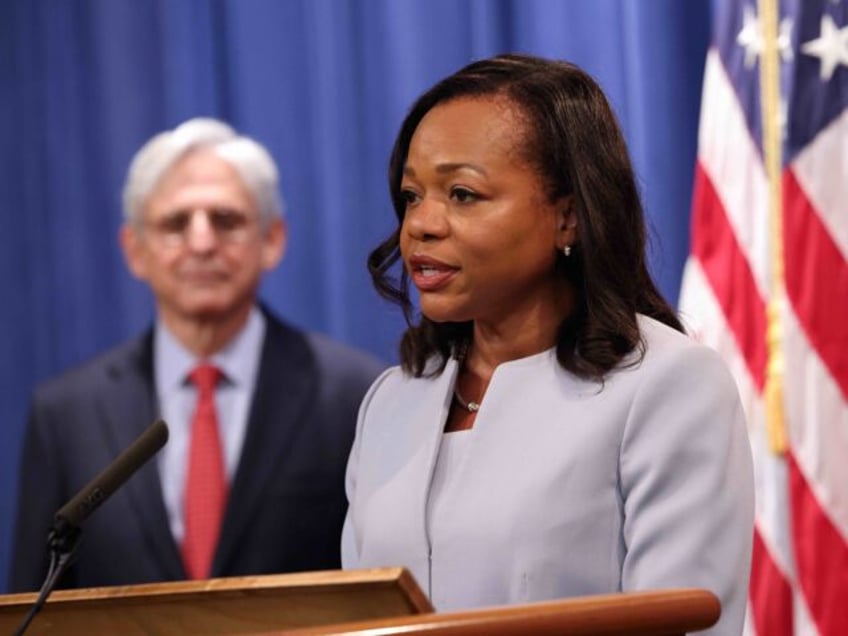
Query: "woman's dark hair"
368 53 683 381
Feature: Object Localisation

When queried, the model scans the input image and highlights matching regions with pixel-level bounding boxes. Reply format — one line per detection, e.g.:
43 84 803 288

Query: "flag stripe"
783 170 848 400
690 164 768 390
698 49 771 296
679 259 763 423
790 111 848 261
750 527 794 636
782 300 848 542
788 452 848 636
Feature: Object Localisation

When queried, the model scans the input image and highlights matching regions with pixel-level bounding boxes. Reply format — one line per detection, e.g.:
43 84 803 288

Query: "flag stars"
778 98 789 142
801 15 848 81
778 18 794 63
736 6 794 68
737 5 763 69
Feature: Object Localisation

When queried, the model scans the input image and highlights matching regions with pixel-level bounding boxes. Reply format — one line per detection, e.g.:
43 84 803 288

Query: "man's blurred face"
121 149 285 328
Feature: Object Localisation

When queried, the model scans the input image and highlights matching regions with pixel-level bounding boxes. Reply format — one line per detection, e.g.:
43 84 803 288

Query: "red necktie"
181 364 227 580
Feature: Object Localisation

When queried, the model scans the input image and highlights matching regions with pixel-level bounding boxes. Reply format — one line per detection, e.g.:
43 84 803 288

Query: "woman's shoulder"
638 314 717 358
363 364 405 398
634 313 737 388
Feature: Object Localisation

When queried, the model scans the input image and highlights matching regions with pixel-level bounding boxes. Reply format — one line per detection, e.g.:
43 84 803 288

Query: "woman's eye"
400 189 420 206
451 187 478 203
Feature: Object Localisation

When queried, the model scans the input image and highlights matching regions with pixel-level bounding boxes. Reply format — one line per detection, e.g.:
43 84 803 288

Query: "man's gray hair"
122 118 284 227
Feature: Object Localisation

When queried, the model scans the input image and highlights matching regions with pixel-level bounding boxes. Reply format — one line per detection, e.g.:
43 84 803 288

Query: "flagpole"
758 0 787 454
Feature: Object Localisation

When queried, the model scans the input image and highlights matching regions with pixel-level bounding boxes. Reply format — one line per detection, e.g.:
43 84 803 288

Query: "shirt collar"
154 306 266 393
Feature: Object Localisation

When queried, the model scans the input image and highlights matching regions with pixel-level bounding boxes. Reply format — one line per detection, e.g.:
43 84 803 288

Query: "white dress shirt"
154 306 265 543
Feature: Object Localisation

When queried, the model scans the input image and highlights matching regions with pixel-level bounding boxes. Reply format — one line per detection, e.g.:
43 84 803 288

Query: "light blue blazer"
342 316 754 635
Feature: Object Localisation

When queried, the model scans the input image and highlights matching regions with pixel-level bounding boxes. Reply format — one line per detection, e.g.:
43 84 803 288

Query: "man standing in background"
9 118 383 591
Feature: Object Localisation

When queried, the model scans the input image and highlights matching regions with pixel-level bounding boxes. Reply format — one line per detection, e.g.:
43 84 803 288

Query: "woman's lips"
408 255 458 291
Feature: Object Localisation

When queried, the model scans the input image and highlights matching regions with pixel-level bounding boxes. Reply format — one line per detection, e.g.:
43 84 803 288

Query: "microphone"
14 419 169 636
53 418 169 533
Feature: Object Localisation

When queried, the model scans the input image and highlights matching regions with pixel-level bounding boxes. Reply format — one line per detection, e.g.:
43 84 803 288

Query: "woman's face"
399 96 574 329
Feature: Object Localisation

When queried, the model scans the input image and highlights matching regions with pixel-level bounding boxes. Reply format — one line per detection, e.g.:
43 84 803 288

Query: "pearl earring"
563 245 572 257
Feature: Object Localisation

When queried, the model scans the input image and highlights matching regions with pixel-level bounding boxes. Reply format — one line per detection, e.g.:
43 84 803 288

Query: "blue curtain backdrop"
0 0 710 590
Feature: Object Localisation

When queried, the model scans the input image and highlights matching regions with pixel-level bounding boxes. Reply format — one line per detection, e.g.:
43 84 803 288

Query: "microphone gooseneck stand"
13 520 82 636
11 419 169 636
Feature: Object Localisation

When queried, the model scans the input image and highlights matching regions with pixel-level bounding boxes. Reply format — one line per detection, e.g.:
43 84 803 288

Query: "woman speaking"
342 54 754 636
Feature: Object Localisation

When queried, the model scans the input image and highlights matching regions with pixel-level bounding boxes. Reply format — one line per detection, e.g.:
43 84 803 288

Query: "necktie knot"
189 364 221 396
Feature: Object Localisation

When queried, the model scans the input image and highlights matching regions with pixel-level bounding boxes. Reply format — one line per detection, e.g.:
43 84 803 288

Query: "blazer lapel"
213 315 316 573
352 357 457 582
97 330 184 580
403 358 459 559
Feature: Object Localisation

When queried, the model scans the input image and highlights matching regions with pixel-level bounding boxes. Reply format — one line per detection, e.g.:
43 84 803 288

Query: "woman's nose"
404 196 449 240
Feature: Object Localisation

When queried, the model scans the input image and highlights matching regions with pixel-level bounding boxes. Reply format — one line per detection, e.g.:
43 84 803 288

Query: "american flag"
678 0 848 634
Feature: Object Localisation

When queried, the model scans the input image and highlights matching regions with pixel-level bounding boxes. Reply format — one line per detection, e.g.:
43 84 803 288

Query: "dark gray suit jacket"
9 309 384 591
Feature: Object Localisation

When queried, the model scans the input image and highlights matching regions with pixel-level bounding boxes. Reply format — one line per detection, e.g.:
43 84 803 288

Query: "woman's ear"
556 195 578 250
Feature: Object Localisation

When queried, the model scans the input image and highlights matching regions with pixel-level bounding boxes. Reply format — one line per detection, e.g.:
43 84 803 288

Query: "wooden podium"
0 568 720 635
0 568 430 635
285 587 721 635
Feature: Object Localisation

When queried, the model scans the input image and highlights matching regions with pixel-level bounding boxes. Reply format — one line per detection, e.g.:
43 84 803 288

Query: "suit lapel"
97 330 184 580
213 314 316 573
